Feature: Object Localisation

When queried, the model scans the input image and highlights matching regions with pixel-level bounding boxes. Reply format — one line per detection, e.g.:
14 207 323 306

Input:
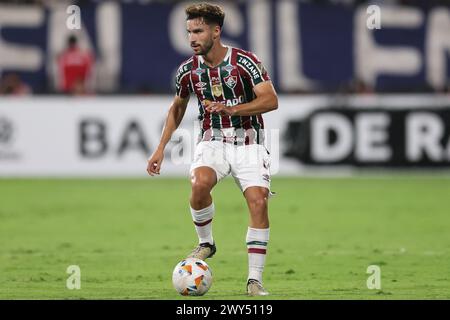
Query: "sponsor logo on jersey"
237 56 261 80
224 76 237 89
194 68 205 76
215 95 244 107
222 64 235 75
195 82 207 94
175 64 190 82
195 82 207 88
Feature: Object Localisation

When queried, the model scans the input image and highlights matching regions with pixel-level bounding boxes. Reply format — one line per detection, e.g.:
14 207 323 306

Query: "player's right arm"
146 95 190 176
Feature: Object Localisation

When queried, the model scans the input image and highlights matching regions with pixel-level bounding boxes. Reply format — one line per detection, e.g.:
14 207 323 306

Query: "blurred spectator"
444 82 450 94
349 78 374 94
57 35 95 95
0 73 32 96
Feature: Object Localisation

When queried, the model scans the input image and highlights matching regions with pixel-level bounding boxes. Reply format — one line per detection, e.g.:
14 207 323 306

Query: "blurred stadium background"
1 0 450 299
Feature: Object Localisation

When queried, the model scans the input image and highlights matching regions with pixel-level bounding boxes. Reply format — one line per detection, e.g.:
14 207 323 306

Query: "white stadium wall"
1 95 450 177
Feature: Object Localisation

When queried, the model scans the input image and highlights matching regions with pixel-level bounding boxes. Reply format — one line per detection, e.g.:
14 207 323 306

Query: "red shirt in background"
58 46 94 94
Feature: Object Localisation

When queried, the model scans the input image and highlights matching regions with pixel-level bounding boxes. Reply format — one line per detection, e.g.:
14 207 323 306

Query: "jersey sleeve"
174 62 192 98
237 51 271 87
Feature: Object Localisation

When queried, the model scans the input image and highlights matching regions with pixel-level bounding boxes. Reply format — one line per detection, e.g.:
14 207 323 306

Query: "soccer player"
147 3 278 296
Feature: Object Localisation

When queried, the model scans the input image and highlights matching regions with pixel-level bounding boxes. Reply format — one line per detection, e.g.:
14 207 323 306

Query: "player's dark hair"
185 3 225 28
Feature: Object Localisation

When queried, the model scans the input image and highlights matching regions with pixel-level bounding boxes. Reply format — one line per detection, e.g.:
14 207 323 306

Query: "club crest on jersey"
224 76 237 89
194 68 205 76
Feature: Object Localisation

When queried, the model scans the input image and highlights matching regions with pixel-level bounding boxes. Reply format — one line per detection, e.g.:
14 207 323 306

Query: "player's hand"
205 102 236 116
147 149 164 176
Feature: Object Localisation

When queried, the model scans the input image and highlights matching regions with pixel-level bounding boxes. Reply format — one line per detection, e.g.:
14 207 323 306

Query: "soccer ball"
172 258 213 296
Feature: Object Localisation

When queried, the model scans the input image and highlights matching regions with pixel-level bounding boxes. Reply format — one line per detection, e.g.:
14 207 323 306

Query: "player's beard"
195 38 214 56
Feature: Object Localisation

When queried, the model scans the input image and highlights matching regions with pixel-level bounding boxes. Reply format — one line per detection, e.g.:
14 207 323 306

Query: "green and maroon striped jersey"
174 47 271 145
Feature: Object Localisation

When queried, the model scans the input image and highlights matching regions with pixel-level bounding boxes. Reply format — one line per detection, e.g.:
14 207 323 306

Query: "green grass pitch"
1 177 450 299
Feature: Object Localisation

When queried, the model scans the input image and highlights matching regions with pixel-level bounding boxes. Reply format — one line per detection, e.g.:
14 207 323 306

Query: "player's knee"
245 188 269 209
190 181 213 209
248 196 268 211
191 179 213 196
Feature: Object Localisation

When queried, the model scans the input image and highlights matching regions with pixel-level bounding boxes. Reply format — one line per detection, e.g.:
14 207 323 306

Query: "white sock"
246 227 270 283
190 203 215 245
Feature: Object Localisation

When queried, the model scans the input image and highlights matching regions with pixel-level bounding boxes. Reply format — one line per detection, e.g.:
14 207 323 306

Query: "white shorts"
190 141 271 193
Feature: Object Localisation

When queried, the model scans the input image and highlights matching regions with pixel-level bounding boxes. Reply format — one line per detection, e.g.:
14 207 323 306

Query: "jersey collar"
199 46 232 68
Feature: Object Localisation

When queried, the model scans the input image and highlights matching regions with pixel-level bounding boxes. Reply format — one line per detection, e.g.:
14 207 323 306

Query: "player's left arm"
206 81 278 116
233 81 278 116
